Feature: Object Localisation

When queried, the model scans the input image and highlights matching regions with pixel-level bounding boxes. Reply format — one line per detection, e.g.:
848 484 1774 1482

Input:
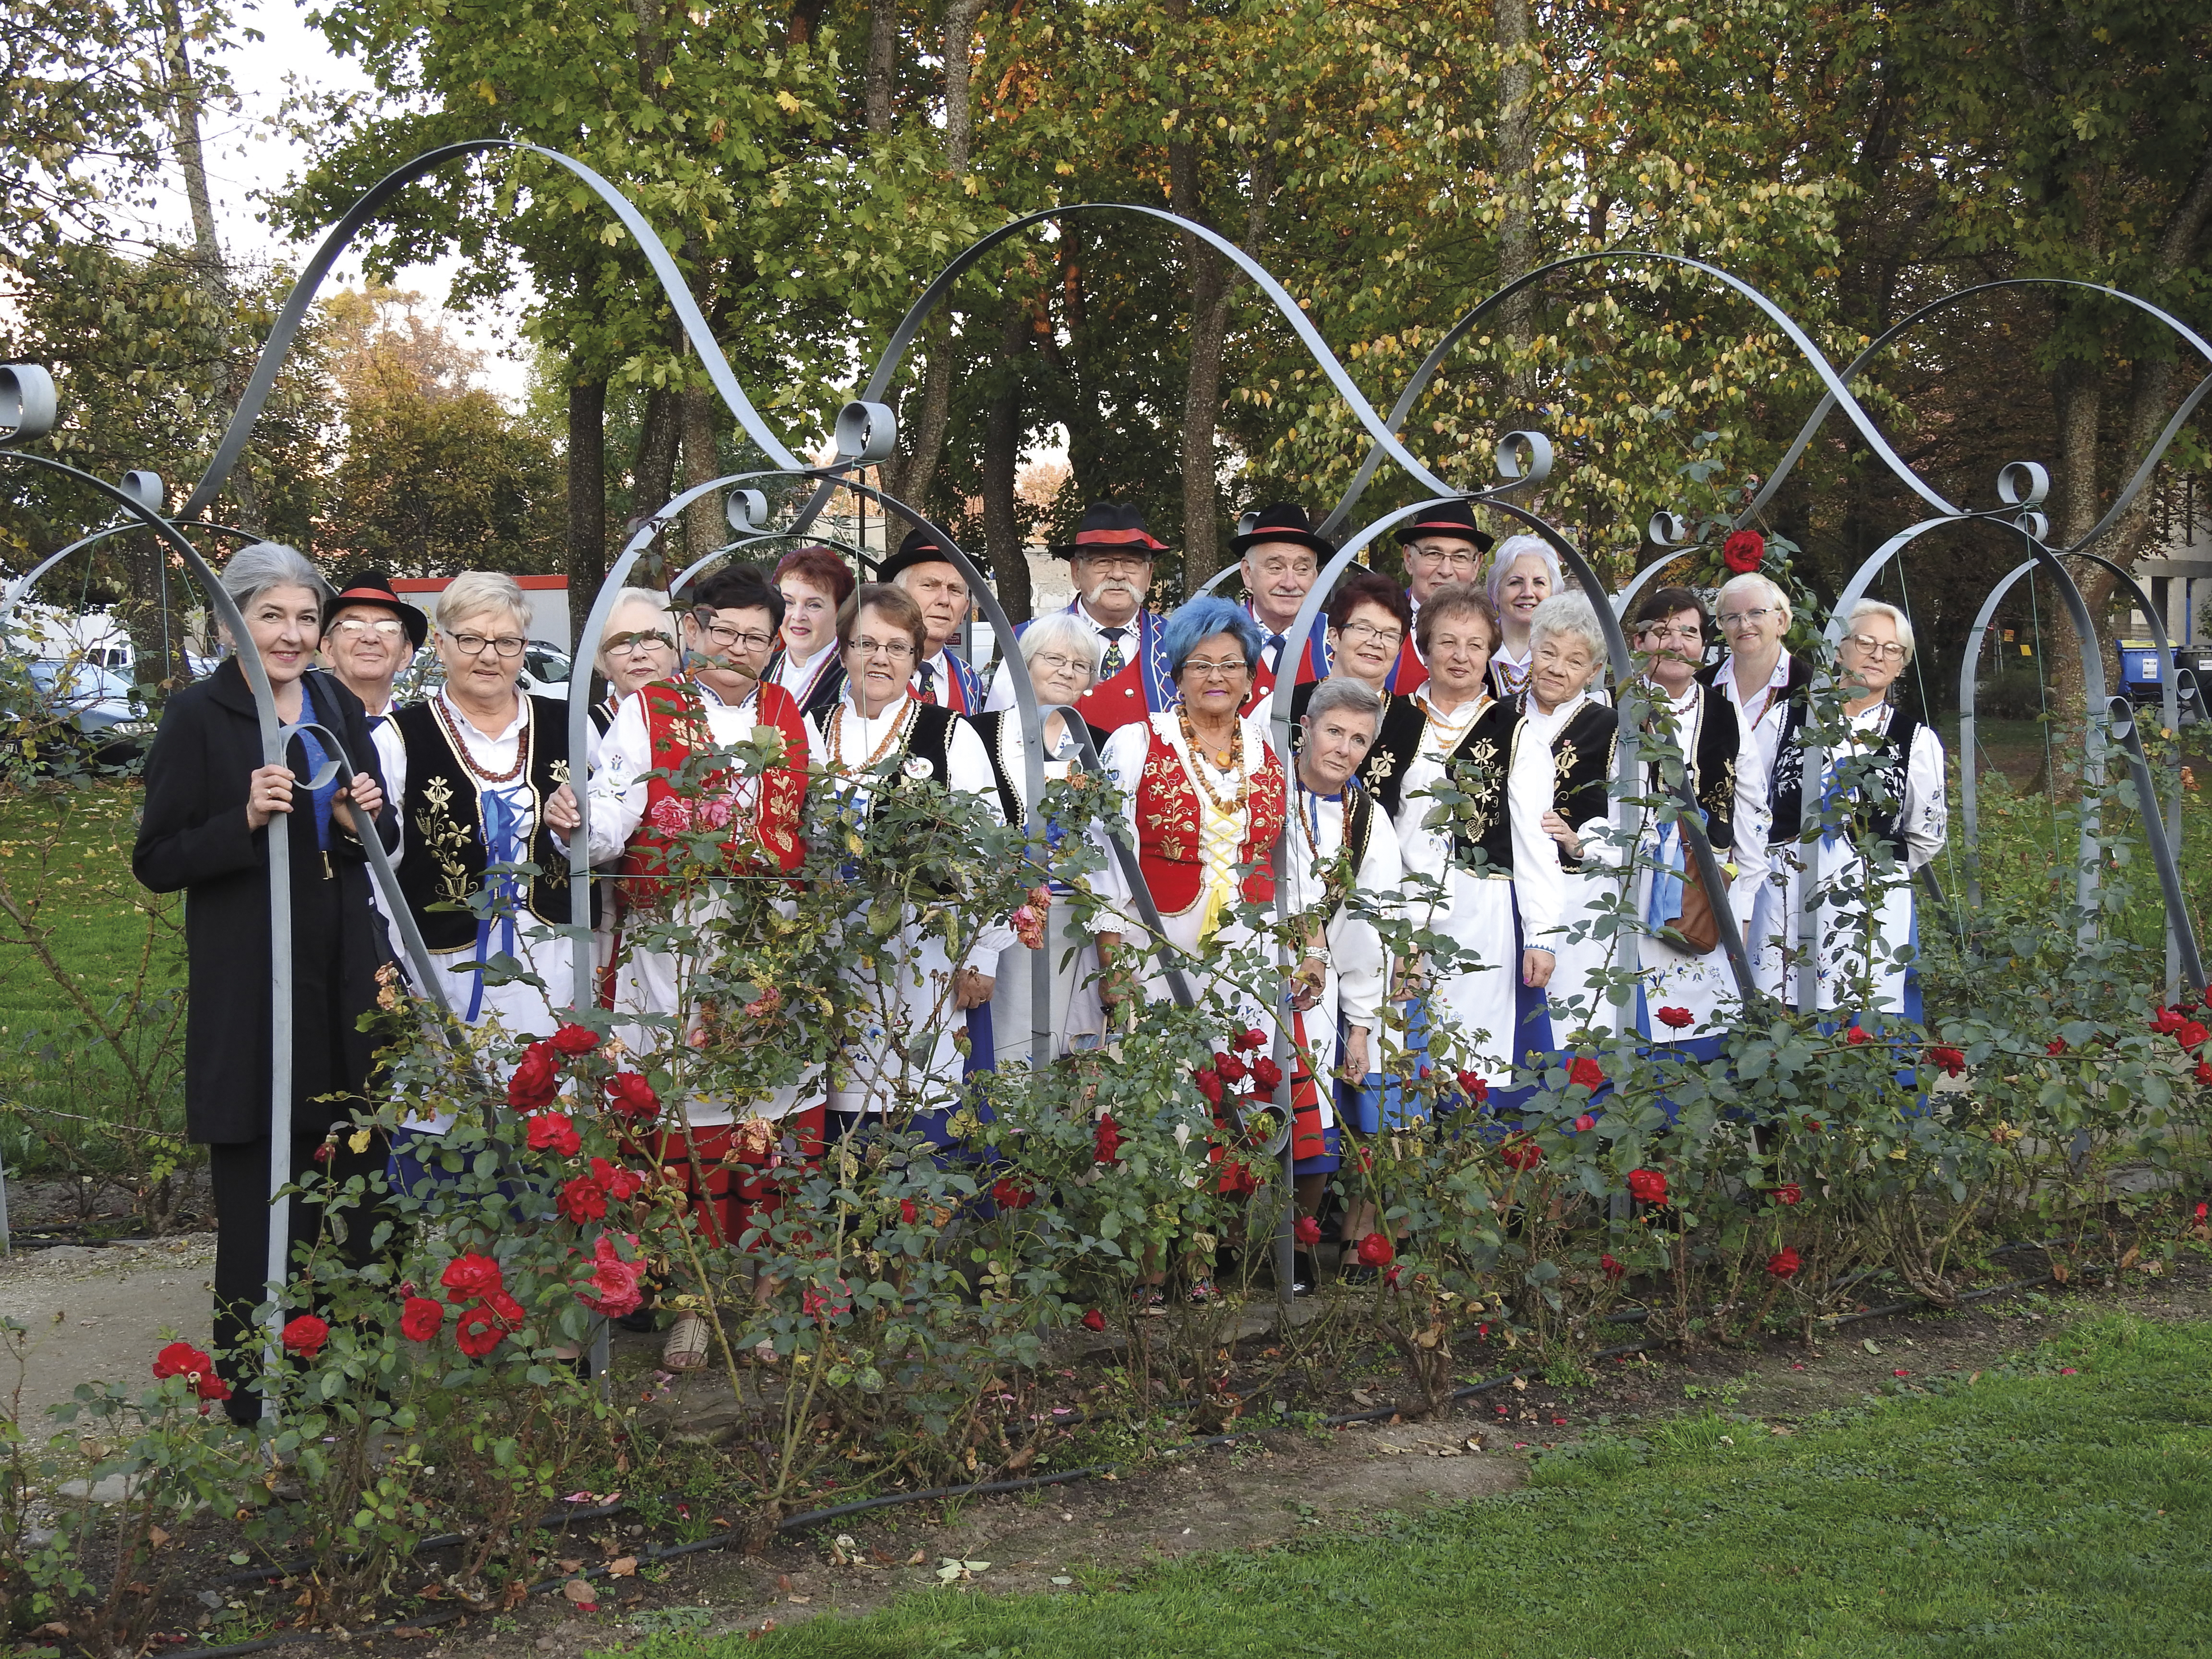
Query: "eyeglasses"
1843 632 1908 661
850 637 917 661
606 629 676 659
447 631 526 659
1335 620 1404 648
1181 656 1249 680
1076 553 1152 574
1718 608 1773 630
1029 651 1089 676
1406 542 1481 571
1638 625 1704 646
330 617 404 640
696 621 776 652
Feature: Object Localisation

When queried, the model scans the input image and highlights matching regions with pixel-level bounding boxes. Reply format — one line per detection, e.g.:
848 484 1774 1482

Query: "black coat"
132 661 397 1146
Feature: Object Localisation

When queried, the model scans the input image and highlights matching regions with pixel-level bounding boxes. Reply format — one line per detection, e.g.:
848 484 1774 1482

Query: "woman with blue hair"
1096 595 1286 1303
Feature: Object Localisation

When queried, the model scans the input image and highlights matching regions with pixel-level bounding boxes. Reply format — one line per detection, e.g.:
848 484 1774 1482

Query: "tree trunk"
1494 0 1539 412
865 0 899 133
984 301 1031 623
682 385 723 570
631 387 682 529
567 374 607 644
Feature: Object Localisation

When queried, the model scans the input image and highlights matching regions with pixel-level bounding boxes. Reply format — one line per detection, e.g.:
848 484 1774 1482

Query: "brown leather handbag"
1662 861 1722 955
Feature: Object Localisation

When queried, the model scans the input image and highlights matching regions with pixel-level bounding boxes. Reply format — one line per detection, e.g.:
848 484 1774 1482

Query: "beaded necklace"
1176 705 1248 816
826 696 915 772
434 691 529 785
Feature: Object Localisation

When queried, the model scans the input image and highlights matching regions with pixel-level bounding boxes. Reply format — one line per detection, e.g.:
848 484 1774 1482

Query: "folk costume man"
879 527 983 713
1234 503 1333 713
320 570 427 934
586 563 815 1368
984 501 1177 738
1389 501 1493 697
1282 677 1402 1295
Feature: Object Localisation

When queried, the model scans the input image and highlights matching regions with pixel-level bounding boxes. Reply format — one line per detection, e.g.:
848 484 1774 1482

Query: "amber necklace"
827 696 915 771
434 691 528 785
1177 705 1248 816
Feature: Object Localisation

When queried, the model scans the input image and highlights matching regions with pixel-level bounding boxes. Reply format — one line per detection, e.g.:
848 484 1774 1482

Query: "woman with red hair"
766 545 856 717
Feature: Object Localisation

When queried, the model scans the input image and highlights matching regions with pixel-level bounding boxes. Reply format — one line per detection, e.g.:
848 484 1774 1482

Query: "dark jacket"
132 661 397 1145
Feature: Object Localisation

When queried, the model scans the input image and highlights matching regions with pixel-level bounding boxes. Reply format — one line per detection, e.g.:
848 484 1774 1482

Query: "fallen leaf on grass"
905 1551 926 1565
563 1580 599 1608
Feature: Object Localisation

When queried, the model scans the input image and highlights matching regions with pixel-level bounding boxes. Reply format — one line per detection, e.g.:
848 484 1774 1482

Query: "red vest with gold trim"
617 679 810 904
1133 722 1287 917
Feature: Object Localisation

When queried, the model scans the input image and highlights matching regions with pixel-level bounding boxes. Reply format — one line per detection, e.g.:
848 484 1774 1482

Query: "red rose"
1192 1068 1225 1105
899 1199 918 1224
196 1371 231 1402
527 1112 583 1158
559 1175 609 1224
1657 1006 1695 1030
1574 1114 1597 1132
1766 1247 1802 1279
1499 1138 1543 1172
1216 1159 1259 1197
2195 1060 2212 1086
1927 1046 1967 1078
1845 1026 1870 1046
991 1178 1036 1211
506 1041 561 1111
1384 1265 1401 1288
1214 1052 1249 1086
1081 1308 1106 1333
153 1340 210 1381
1803 1117 1824 1133
1233 1027 1267 1054
1567 1057 1605 1091
2152 1006 2185 1035
281 1314 330 1359
312 1141 334 1164
1356 1232 1395 1268
1456 1069 1488 1100
604 1071 661 1122
1774 1183 1803 1206
2178 1021 2209 1051
441 1251 504 1304
590 1157 644 1201
1600 1253 1626 1280
1627 1167 1669 1204
1251 1056 1284 1091
454 1302 506 1359
399 1297 445 1343
2046 1038 2067 1056
550 1022 601 1056
1720 529 1765 574
1294 1214 1322 1246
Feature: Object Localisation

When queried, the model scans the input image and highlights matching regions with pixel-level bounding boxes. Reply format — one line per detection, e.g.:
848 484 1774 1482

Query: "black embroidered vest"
1364 697 1522 877
1769 705 1922 859
1544 698 1619 874
393 694 591 950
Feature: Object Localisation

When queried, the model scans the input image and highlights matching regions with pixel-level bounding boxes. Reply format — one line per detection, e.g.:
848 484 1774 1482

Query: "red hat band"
1072 528 1163 551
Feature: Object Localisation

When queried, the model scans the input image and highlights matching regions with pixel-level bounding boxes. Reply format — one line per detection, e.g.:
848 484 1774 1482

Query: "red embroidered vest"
1134 722 1287 917
1388 634 1429 695
617 680 810 905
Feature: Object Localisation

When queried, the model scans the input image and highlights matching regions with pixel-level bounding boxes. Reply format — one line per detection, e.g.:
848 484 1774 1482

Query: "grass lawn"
0 780 185 1182
694 1313 2212 1659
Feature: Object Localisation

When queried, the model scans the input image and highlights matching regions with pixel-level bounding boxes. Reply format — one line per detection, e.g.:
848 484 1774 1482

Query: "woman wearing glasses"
1707 569 1815 994
1285 572 1413 735
969 614 1126 1064
1768 599 1945 1017
392 570 589 1071
1095 596 1286 1303
589 589 681 733
813 583 1011 1137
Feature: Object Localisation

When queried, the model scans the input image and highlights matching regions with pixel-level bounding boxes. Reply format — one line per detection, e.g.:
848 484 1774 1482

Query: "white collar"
436 685 526 744
1072 601 1141 636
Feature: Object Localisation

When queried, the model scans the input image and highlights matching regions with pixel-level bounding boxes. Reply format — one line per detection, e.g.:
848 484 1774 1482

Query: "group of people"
132 496 1946 1404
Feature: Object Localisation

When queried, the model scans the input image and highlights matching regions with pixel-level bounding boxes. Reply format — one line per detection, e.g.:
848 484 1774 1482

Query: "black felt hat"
1047 501 1168 562
325 570 429 649
876 526 985 586
1391 498 1495 554
1229 501 1334 561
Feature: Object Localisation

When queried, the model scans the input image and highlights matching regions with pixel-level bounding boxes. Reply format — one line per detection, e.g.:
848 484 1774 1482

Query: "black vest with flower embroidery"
1768 706 1923 860
1363 697 1523 877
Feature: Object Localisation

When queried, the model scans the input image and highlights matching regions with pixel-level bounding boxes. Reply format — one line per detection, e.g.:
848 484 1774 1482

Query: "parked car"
0 655 150 773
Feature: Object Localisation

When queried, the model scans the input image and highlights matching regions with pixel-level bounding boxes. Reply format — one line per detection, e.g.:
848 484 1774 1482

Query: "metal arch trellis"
3 139 2207 1316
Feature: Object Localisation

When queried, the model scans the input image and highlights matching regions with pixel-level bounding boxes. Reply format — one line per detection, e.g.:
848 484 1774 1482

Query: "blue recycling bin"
2119 639 2165 703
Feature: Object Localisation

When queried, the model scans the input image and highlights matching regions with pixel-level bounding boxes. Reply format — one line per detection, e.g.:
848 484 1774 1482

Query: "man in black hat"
984 501 1177 735
322 569 428 793
877 528 983 713
1391 500 1494 694
1232 502 1334 711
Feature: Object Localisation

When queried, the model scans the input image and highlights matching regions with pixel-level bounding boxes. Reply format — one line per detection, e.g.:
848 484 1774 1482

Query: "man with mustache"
1235 501 1334 714
880 528 984 713
984 501 1177 739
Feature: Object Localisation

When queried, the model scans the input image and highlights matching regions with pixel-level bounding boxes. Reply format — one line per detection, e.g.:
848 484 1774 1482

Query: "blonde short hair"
1019 613 1104 685
1715 571 1792 627
436 570 532 637
1844 597 1914 664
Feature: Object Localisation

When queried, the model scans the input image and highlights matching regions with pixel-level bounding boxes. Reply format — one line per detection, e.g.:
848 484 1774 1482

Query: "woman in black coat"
133 541 397 1421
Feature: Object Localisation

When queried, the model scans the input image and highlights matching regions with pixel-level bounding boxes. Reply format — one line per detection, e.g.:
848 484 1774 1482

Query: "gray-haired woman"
970 612 1128 1063
132 541 397 1420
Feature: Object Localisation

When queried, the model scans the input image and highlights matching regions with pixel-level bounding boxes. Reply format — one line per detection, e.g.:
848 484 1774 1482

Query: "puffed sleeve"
1094 721 1151 941
1904 724 1947 872
583 691 652 866
945 715 1015 973
1330 812 1404 1033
